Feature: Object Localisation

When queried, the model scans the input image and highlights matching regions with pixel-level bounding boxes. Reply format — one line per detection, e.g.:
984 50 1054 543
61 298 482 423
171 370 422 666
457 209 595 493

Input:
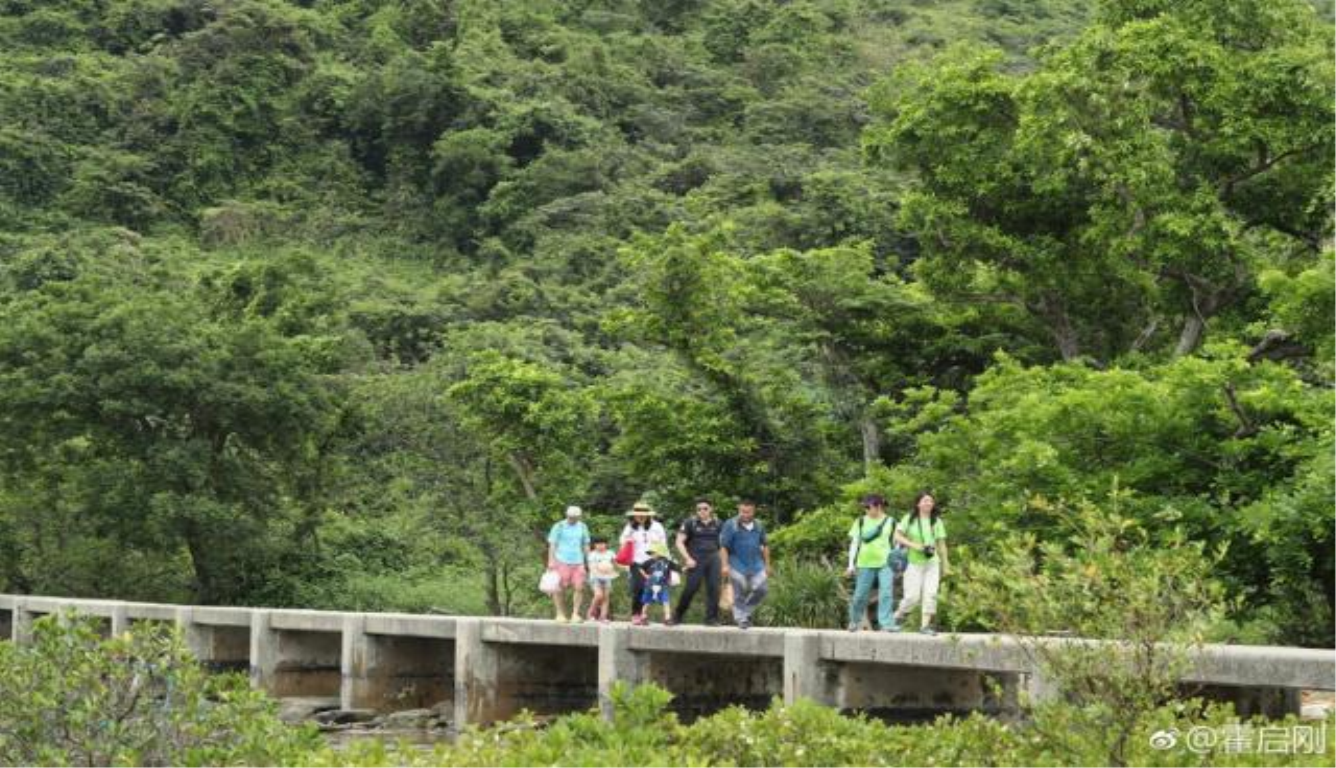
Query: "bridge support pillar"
1025 669 1060 708
454 618 501 726
250 610 278 693
784 631 835 706
598 625 647 719
11 598 33 645
109 604 130 637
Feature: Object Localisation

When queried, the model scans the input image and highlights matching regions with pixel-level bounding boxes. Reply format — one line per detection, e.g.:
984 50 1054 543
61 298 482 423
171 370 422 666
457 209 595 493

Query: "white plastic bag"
539 569 561 595
670 570 682 587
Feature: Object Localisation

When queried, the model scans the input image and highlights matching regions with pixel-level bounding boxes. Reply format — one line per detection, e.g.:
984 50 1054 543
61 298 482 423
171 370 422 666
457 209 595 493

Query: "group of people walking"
543 492 946 634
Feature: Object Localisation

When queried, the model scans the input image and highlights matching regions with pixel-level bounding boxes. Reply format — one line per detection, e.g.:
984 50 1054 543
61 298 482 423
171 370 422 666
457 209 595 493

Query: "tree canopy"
0 0 1330 645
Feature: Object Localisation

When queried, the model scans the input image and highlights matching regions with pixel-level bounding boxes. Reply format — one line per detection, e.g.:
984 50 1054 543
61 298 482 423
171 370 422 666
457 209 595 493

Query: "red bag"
614 539 635 567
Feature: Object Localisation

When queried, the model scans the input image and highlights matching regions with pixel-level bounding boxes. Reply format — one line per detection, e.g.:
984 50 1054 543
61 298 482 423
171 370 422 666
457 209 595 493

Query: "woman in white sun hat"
618 501 666 620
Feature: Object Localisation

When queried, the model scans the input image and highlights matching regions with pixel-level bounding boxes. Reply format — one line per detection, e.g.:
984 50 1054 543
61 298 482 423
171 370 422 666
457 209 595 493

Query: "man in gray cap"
547 505 591 622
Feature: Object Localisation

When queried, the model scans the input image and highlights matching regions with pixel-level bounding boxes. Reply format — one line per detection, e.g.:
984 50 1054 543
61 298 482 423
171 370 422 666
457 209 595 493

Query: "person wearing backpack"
719 500 770 630
845 493 901 632
546 505 591 623
672 497 724 626
893 492 949 635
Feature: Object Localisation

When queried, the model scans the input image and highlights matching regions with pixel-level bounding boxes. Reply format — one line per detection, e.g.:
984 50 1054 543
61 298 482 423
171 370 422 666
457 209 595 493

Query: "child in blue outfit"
634 542 681 626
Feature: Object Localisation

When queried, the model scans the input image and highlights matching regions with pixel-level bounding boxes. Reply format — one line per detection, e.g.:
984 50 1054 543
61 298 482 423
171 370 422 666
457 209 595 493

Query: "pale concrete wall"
643 649 784 720
1187 684 1303 719
343 614 455 712
836 662 1020 720
251 610 342 698
455 618 599 726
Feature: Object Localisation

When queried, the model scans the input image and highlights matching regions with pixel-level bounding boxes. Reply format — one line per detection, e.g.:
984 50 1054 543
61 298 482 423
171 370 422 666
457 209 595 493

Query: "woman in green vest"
845 493 900 632
893 492 948 635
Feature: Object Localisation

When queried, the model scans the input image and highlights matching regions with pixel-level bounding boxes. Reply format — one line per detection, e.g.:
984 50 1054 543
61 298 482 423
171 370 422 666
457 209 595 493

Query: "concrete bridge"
1 594 1331 725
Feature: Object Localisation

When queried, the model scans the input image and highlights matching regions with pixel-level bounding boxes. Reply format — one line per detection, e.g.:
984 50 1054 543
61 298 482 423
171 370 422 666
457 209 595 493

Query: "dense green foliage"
0 0 1330 646
0 614 319 766
317 684 1333 767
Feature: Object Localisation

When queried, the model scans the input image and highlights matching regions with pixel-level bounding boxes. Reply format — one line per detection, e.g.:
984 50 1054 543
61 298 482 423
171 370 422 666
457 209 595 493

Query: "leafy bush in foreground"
312 684 1333 768
0 613 320 767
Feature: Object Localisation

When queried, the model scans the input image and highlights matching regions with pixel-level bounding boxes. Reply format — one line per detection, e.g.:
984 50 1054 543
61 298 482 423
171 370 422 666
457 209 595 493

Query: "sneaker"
880 623 902 633
847 623 860 632
919 626 937 636
738 619 751 630
664 618 677 627
554 614 569 623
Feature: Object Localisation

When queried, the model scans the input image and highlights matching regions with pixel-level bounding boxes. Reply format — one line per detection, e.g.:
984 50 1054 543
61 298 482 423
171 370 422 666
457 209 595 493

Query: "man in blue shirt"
719 500 770 630
547 505 590 623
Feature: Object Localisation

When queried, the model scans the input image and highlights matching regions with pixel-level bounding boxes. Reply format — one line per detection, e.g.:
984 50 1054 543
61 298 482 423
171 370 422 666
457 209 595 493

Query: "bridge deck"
1 594 1330 724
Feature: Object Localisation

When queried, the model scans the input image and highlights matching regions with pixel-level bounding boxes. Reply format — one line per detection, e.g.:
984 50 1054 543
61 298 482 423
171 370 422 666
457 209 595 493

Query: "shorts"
554 563 586 588
640 586 671 605
590 576 614 591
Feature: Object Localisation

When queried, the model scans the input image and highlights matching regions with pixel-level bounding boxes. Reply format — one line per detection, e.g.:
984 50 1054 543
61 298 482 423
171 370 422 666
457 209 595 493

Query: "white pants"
897 559 941 626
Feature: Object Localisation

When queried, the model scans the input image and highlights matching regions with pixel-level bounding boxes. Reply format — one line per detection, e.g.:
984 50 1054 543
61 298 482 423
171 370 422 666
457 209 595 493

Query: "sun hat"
625 501 656 517
565 505 583 518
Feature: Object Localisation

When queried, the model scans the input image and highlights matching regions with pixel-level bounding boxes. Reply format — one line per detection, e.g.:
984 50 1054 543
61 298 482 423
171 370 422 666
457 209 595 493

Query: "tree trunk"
484 558 502 616
184 530 222 605
1031 294 1082 362
859 415 881 476
506 452 538 501
1174 314 1206 357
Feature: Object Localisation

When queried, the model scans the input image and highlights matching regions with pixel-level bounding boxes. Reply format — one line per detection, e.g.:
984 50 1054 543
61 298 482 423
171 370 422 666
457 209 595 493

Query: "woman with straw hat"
619 501 667 622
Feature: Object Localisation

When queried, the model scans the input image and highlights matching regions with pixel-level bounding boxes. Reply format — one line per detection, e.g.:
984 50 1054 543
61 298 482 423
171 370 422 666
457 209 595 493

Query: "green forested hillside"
0 0 1330 645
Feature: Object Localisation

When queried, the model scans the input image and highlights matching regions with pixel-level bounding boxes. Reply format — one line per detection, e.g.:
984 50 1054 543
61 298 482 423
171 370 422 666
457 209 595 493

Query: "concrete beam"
1187 644 1335 690
481 618 598 647
629 626 785 657
270 609 347 633
364 613 456 639
191 606 253 627
822 632 1030 673
124 602 183 622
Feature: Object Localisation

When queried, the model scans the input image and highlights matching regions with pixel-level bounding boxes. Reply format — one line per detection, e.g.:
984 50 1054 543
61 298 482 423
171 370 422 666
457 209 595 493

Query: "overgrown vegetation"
0 614 319 766
0 0 1330 647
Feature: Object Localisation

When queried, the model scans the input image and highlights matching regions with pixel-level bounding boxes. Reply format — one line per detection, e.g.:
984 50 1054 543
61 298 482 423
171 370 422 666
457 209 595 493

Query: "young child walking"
586 536 617 622
634 542 681 626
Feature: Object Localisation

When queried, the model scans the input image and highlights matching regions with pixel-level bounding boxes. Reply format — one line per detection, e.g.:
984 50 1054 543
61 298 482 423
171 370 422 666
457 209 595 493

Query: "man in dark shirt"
673 497 724 626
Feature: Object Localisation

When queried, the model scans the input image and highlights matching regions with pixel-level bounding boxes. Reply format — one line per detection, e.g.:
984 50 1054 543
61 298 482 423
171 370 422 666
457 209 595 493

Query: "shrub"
0 612 320 767
757 557 848 629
